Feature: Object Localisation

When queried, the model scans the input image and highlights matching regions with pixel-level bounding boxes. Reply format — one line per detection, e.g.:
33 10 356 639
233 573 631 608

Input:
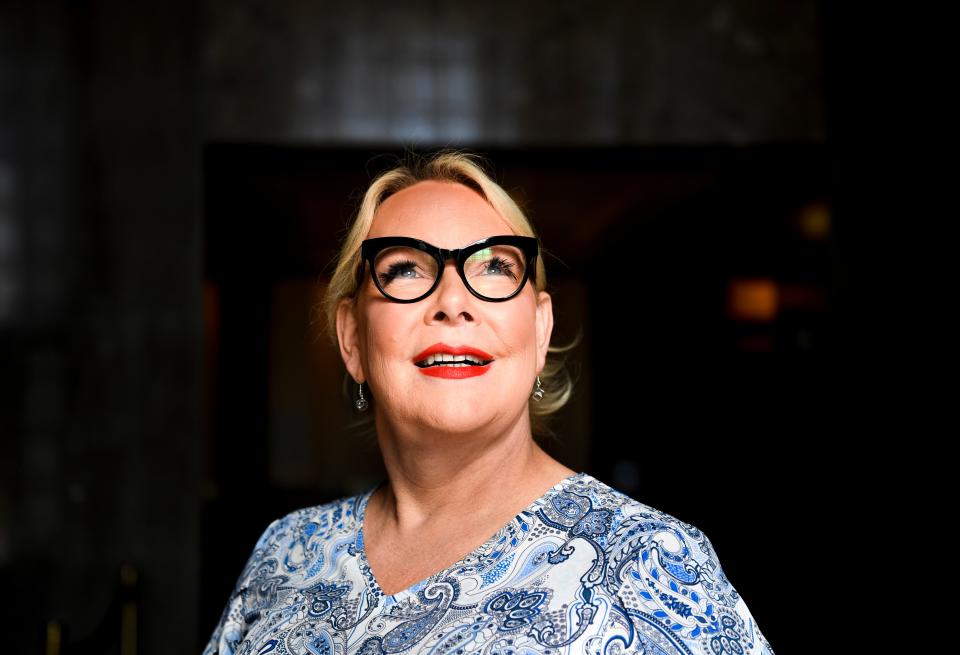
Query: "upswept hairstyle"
314 149 580 440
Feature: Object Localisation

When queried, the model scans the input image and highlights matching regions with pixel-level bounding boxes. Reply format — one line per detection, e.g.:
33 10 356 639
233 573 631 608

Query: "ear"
534 290 554 374
336 297 365 383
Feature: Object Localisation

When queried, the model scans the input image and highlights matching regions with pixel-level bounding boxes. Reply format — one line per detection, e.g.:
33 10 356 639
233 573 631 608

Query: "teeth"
417 353 489 367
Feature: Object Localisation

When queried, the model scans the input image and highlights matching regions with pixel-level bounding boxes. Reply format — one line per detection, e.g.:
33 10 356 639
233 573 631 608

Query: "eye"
483 256 518 279
379 259 422 284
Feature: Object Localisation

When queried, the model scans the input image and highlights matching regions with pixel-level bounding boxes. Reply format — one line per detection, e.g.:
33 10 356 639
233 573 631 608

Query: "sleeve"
601 520 775 655
692 529 775 655
201 517 283 655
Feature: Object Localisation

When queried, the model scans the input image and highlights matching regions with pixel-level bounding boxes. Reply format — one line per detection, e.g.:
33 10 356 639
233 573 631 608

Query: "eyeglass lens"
372 244 528 300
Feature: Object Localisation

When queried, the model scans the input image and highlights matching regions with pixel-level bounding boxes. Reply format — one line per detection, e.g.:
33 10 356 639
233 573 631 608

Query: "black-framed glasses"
357 235 539 303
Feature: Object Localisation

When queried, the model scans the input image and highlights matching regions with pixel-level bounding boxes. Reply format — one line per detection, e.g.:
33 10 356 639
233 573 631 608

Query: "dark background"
0 1 887 653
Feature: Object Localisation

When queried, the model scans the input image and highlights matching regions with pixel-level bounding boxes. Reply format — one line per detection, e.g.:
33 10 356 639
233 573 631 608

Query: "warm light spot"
45 621 61 655
727 278 778 322
796 202 831 240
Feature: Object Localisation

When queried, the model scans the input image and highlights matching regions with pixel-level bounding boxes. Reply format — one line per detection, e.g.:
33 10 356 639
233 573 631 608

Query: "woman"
203 151 775 655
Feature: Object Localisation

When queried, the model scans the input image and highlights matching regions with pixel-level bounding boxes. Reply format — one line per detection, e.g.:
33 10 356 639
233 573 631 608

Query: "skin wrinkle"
335 180 575 596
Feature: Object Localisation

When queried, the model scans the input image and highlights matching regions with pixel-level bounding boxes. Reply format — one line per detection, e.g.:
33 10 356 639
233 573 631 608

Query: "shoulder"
236 490 368 580
547 472 716 554
540 473 733 593
556 473 722 557
552 473 775 654
202 490 371 655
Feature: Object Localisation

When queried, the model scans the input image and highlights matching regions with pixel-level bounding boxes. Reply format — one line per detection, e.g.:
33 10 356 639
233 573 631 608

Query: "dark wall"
0 1 827 652
200 0 823 145
0 0 202 649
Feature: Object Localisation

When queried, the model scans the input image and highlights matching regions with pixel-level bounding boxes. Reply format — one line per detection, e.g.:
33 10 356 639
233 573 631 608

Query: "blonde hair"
313 149 581 440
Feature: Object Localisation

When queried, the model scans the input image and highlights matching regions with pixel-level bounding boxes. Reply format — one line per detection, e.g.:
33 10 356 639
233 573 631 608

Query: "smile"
412 343 494 379
415 353 492 368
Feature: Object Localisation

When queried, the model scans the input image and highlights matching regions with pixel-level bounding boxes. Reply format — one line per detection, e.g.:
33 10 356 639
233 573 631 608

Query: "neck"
368 412 574 536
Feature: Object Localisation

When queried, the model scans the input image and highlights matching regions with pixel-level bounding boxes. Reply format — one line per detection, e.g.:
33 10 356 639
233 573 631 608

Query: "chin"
421 402 494 432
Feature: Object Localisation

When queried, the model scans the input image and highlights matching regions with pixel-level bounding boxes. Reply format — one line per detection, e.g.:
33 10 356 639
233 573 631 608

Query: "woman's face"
337 180 554 438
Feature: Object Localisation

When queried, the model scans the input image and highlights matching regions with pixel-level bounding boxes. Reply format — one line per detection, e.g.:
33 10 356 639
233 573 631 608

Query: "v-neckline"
354 471 588 601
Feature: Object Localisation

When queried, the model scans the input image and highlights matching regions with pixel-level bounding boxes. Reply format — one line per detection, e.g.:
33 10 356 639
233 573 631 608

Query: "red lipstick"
412 343 494 379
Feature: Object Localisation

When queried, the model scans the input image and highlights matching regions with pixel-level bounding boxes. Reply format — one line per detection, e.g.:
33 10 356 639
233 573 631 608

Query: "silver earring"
355 381 369 411
531 375 544 402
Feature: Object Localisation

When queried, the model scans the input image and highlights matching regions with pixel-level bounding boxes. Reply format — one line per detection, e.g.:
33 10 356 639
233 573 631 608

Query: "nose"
426 260 477 324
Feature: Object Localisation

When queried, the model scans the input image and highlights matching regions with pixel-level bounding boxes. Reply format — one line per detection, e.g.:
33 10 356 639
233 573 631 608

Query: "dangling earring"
355 381 369 411
531 375 544 402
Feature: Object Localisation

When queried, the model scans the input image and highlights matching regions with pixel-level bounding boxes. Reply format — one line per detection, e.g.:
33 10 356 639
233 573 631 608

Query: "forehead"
367 180 515 248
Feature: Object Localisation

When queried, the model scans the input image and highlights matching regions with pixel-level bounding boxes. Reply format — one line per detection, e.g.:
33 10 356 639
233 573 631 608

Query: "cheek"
495 305 538 358
363 304 413 360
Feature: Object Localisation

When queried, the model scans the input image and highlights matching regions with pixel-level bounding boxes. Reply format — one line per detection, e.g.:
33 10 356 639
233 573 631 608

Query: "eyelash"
379 259 420 284
486 256 517 278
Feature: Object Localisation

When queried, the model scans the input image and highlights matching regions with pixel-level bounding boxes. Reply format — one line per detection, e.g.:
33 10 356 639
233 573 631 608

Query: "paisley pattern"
202 472 775 655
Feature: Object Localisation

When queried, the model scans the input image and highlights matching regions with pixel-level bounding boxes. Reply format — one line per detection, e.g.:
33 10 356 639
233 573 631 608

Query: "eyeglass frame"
356 234 539 303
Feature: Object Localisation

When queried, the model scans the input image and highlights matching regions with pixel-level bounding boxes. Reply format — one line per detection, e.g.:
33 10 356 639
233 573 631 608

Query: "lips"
412 343 495 379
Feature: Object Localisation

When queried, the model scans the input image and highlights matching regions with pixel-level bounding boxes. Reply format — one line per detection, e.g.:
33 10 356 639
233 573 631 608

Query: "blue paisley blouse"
202 471 775 655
